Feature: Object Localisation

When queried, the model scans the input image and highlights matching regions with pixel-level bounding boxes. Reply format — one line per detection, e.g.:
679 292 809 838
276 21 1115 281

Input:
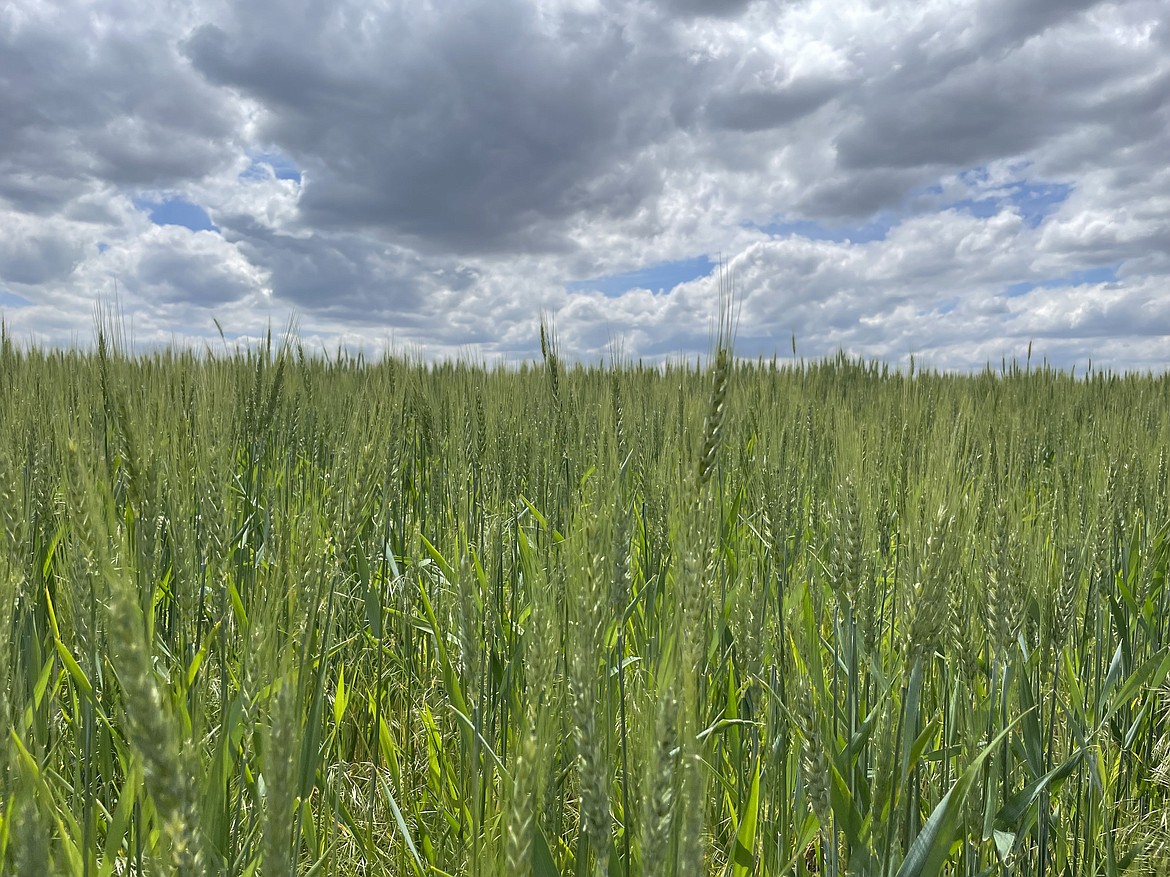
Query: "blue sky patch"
1006 180 1073 227
566 255 714 296
1005 264 1119 297
240 150 303 184
941 168 1072 227
0 290 31 308
136 196 219 233
946 197 1001 219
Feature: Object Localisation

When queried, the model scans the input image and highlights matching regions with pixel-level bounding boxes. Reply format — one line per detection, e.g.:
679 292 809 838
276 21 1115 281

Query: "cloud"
0 0 1167 370
182 2 681 252
0 217 84 285
835 27 1156 174
705 76 847 132
126 227 267 307
0 2 241 204
658 0 758 19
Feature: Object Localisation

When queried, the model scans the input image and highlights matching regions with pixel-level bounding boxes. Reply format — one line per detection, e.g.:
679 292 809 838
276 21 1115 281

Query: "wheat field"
1 320 1168 875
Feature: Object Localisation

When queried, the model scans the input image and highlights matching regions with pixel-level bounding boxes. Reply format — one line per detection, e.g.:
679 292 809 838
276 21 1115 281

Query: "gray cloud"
183 2 680 252
0 230 81 285
658 0 757 18
976 0 1107 50
706 76 846 131
227 222 432 322
132 238 258 307
836 20 1159 174
0 7 238 206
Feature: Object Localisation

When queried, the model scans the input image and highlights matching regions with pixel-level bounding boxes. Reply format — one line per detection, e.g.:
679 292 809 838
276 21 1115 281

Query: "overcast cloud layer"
1 0 1168 369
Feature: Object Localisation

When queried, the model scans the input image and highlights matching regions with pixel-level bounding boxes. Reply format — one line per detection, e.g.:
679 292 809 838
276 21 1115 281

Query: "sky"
1 0 1168 370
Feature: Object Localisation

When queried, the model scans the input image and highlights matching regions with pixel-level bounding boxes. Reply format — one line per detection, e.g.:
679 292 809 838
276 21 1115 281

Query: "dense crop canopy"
1 326 1169 875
